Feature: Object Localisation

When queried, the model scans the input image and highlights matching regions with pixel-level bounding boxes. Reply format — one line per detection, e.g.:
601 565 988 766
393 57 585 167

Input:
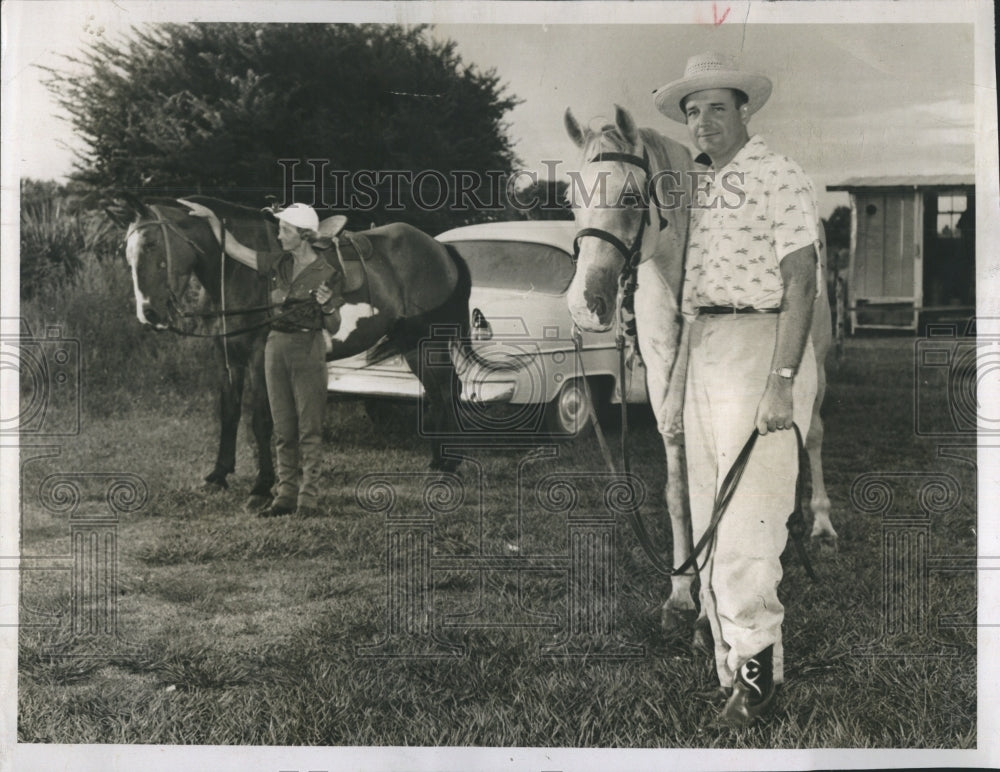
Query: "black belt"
698 306 781 315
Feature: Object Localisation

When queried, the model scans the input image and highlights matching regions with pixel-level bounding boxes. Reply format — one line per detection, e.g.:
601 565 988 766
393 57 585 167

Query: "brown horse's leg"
204 348 245 490
403 341 460 472
247 338 275 509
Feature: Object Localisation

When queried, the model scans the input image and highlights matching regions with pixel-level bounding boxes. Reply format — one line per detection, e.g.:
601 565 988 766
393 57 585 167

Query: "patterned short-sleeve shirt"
681 135 821 317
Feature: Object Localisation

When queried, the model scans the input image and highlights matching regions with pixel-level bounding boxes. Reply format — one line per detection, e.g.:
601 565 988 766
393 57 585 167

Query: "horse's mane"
147 195 279 254
146 195 269 222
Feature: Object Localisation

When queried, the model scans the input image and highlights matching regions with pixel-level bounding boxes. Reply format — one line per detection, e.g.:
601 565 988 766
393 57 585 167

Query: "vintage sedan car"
325 220 648 435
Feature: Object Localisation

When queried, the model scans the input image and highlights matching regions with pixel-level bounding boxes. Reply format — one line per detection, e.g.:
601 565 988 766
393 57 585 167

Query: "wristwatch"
771 367 795 379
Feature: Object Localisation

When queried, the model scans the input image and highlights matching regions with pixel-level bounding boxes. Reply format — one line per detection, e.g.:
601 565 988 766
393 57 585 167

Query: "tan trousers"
265 330 327 509
683 314 817 687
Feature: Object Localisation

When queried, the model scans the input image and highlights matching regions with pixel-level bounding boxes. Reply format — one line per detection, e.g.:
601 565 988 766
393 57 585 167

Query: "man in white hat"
654 53 823 728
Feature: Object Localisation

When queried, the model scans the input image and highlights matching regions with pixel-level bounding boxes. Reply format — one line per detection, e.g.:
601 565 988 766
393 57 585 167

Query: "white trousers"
683 314 817 687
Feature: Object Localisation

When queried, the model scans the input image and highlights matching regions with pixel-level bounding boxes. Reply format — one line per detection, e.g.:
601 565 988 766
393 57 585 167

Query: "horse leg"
807 390 838 552
660 439 698 630
403 343 460 472
204 356 245 491
246 341 275 511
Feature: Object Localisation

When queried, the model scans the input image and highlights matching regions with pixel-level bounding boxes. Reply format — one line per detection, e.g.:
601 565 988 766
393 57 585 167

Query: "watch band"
771 367 795 379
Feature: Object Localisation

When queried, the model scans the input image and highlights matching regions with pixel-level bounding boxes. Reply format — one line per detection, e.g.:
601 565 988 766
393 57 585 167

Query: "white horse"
563 105 836 640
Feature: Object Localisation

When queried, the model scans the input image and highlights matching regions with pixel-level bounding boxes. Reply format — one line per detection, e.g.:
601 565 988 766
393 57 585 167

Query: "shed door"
852 191 919 329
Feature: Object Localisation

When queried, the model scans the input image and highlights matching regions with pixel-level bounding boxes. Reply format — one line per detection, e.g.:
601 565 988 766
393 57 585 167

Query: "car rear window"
447 240 575 294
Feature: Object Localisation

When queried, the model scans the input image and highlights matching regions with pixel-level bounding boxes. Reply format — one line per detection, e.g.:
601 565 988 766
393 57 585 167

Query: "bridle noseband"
571 147 666 285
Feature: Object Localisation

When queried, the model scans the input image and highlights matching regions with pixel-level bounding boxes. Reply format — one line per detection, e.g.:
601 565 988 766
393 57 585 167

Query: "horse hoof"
245 495 272 514
197 479 228 494
660 604 697 634
811 532 839 555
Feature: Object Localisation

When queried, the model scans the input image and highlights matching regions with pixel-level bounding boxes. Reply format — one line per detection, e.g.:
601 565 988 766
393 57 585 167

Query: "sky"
1 1 983 218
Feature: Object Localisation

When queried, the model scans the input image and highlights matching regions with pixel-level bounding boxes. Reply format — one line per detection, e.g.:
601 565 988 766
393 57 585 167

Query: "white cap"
274 203 319 232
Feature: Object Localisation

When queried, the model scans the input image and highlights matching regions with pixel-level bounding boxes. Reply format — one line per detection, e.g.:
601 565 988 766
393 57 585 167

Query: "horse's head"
107 194 215 330
563 106 653 331
564 105 692 332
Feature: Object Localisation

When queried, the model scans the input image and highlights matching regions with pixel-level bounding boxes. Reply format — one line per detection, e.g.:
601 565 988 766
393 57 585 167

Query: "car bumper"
327 354 518 403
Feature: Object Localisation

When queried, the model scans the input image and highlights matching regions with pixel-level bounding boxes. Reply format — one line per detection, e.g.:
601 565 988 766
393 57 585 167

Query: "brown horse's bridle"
127 204 210 325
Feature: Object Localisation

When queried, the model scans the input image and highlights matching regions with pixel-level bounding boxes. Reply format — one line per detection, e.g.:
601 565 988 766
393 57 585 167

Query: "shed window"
936 194 967 238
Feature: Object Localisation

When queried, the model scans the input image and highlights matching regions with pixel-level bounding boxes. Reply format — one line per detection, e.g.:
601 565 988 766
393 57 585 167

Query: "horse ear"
564 108 586 148
105 191 148 227
614 104 639 145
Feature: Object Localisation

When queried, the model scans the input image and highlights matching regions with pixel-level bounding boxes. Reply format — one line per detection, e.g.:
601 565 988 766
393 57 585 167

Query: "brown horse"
563 106 836 642
107 195 473 506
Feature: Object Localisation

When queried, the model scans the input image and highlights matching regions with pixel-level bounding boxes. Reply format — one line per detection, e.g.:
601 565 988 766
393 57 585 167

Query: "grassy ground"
16 336 977 747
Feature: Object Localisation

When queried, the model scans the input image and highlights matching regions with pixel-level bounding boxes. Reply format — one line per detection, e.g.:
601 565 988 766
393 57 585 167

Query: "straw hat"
654 52 772 123
274 202 320 232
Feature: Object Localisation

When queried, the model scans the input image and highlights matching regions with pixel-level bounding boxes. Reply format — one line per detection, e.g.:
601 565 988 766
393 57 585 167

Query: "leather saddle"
318 216 371 294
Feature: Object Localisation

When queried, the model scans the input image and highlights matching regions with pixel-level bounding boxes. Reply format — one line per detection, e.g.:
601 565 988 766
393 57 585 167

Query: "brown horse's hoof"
429 459 460 474
245 495 272 514
197 480 227 495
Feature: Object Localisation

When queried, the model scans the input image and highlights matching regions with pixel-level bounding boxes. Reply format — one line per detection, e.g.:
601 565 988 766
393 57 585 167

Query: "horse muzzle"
138 302 171 331
566 273 615 332
567 292 613 333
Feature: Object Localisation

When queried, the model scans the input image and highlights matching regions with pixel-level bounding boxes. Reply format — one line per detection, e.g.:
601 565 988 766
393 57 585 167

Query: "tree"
822 205 852 266
513 180 573 221
44 23 522 233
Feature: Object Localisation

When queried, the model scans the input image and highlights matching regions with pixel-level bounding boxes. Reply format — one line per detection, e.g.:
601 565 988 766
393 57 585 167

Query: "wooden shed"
826 175 975 332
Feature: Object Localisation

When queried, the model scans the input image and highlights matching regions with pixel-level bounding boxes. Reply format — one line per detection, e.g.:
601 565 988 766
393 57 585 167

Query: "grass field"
16 335 978 748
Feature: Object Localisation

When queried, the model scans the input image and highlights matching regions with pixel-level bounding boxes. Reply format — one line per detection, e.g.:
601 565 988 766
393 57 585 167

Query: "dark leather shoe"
719 645 776 728
259 502 295 518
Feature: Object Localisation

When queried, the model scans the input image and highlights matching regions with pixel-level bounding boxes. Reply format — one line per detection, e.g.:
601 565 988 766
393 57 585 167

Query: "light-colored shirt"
681 135 821 317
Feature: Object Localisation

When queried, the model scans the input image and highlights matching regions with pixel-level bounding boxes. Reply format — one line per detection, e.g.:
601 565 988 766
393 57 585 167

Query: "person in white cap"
184 201 344 518
654 52 823 728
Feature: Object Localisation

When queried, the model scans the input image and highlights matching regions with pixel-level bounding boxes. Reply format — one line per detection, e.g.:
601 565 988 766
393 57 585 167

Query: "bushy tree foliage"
44 23 522 232
822 205 852 263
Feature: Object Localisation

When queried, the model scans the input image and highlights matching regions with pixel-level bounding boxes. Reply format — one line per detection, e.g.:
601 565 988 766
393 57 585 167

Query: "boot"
719 645 776 728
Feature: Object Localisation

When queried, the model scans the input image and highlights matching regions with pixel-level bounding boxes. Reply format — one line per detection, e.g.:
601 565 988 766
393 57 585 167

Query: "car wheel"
545 377 597 437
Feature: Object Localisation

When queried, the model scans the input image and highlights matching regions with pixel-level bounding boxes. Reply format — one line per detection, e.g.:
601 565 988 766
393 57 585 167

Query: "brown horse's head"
107 194 215 330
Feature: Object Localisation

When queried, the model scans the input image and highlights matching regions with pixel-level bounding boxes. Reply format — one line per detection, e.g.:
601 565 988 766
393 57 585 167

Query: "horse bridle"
127 204 210 320
571 147 666 286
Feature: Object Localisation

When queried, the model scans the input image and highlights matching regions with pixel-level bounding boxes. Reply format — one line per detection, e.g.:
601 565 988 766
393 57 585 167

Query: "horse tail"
445 244 523 376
